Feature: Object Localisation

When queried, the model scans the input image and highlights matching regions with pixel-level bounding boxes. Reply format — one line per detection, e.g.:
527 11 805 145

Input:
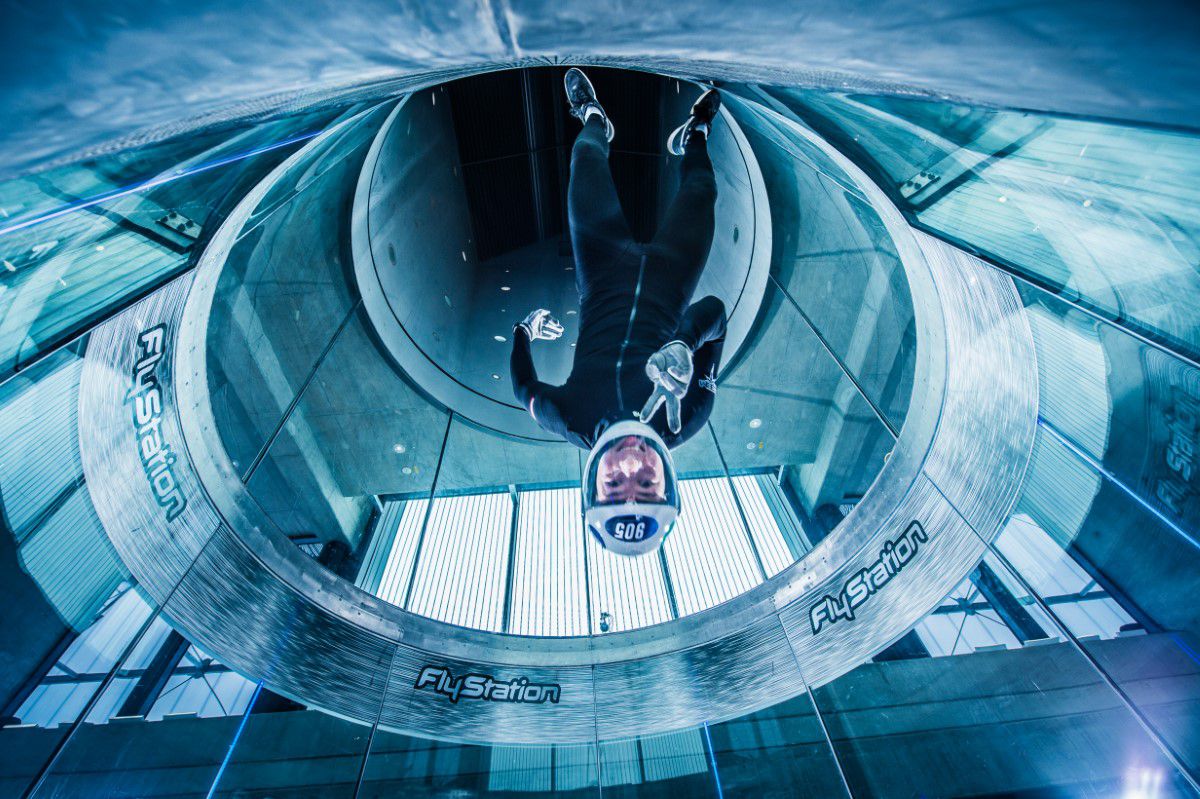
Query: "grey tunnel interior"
1 8 1200 797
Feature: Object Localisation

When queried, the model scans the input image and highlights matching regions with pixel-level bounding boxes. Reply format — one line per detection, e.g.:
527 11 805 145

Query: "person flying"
511 68 726 557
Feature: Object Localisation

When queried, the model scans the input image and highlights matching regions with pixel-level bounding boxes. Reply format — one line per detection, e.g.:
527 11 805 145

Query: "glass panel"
912 571 1024 656
0 347 85 533
368 471 820 637
724 90 916 433
208 704 373 799
143 645 256 721
0 115 331 225
406 491 514 632
994 277 1200 779
730 473 810 576
7 586 154 729
585 515 674 633
1005 426 1200 780
810 553 1194 797
0 109 343 378
243 308 450 577
597 728 720 796
663 477 764 616
0 584 164 796
435 415 582 495
206 104 393 476
0 341 143 794
507 487 590 637
756 87 1200 360
994 514 1137 640
705 275 896 550
712 94 1200 786
707 694 851 798
365 498 435 607
0 344 128 629
397 414 590 632
38 664 252 798
358 730 592 798
78 615 176 723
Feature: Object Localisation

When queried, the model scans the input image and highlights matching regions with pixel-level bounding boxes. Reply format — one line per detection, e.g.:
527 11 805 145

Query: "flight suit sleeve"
673 295 727 354
510 327 570 439
675 296 726 442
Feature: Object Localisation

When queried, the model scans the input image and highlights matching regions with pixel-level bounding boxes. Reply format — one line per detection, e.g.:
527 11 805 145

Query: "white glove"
639 341 693 434
517 309 565 341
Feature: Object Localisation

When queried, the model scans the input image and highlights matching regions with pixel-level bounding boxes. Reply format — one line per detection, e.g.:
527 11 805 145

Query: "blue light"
0 130 322 239
702 722 726 799
205 680 263 799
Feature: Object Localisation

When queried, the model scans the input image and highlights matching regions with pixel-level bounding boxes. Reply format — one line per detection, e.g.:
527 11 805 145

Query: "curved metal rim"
81 59 1038 743
170 74 937 665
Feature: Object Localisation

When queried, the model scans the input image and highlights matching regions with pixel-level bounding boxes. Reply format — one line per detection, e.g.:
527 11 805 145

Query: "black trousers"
568 116 717 307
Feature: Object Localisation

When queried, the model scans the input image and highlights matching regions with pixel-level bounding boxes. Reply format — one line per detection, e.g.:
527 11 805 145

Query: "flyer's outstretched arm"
511 309 569 437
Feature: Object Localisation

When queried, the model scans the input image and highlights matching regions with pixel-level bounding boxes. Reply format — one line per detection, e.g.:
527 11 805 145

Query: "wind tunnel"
2 19 1200 799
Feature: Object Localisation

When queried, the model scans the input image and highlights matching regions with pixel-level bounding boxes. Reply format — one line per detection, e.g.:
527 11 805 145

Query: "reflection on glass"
0 344 128 631
724 90 916 434
206 105 394 476
759 86 1200 360
143 644 257 722
358 730 585 798
0 108 342 378
812 554 1192 798
996 514 1139 640
913 572 1023 657
8 584 152 730
209 702 372 799
998 274 1200 779
707 693 851 798
1004 425 1200 782
597 729 719 795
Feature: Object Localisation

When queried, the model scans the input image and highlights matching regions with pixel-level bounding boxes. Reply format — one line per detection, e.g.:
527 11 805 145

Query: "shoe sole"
563 68 597 110
564 68 615 142
667 88 720 155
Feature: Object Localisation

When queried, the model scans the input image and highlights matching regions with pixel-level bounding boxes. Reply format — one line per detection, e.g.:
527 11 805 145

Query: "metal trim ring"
79 66 1037 743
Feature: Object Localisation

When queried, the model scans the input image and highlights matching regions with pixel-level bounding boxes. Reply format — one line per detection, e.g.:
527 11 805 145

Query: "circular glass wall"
198 67 916 639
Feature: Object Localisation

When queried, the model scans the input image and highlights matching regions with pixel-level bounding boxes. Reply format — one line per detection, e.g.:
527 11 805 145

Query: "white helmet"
582 420 680 556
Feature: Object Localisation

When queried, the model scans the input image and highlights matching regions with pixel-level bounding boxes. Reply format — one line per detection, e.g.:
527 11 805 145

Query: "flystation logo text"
809 520 929 635
415 665 562 705
126 325 187 522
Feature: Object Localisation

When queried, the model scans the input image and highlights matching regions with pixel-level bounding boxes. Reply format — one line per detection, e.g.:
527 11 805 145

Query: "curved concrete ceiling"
3 1 1198 179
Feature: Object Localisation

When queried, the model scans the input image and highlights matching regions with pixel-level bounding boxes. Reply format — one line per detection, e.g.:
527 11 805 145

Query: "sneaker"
564 68 615 142
667 87 720 156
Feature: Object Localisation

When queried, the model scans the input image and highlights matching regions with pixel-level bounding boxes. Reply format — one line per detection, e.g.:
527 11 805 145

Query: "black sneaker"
667 87 720 155
564 68 614 142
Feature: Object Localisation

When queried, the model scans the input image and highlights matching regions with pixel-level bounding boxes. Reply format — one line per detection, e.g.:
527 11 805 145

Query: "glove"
638 341 693 434
516 309 565 342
